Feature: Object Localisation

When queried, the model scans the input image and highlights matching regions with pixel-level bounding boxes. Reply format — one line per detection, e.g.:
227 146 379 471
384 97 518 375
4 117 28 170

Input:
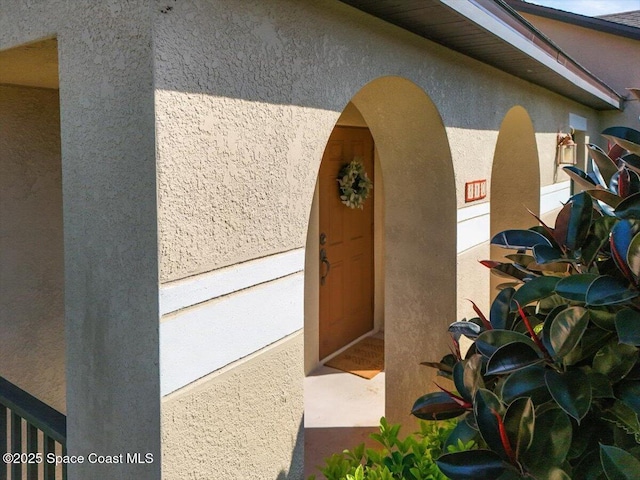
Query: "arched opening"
304 77 456 474
490 106 540 295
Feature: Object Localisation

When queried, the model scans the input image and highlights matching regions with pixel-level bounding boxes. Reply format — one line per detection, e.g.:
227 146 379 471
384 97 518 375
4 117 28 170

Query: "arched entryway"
490 106 540 294
304 77 456 452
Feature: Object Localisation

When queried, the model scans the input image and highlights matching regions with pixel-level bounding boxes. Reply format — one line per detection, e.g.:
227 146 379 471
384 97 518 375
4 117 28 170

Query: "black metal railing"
0 377 66 480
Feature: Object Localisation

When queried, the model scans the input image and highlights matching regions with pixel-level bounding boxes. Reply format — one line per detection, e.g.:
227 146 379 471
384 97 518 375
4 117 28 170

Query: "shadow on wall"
277 418 304 480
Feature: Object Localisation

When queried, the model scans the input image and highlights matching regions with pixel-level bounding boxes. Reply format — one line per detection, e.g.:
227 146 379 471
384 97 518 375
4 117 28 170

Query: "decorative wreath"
337 158 373 209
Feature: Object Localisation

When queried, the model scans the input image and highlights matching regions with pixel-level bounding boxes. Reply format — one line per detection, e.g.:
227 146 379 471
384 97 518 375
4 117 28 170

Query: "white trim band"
160 248 304 315
457 181 570 253
160 272 304 396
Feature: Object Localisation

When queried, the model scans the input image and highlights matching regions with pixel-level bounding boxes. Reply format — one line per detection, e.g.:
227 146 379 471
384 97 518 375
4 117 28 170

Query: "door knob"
320 232 327 245
320 248 331 285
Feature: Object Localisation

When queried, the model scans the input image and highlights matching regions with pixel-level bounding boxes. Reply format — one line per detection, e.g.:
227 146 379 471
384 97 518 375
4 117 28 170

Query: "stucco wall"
0 2 160 479
162 332 304 480
152 0 614 473
0 85 65 413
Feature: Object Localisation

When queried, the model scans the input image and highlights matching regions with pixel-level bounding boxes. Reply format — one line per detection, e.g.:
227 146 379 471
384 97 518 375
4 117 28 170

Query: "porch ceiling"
0 38 59 90
338 0 623 110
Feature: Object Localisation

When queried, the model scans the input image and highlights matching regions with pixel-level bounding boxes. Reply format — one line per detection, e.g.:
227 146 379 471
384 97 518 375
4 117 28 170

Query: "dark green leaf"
449 321 482 340
532 244 565 264
615 309 640 346
474 389 506 458
600 444 640 480
615 381 640 416
500 365 552 404
602 401 640 441
590 308 618 331
511 276 561 310
545 369 592 423
566 192 594 250
485 342 543 376
475 330 539 358
589 371 615 399
620 153 640 176
563 166 598 190
505 254 535 267
550 306 590 359
593 340 639 381
521 407 572 477
503 397 534 460
436 450 506 480
602 126 640 155
615 192 640 220
585 276 639 306
444 414 479 451
491 229 552 250
411 392 467 420
588 144 619 188
490 263 531 282
610 220 635 280
491 288 516 330
627 232 640 280
462 354 484 401
555 274 599 302
583 215 618 266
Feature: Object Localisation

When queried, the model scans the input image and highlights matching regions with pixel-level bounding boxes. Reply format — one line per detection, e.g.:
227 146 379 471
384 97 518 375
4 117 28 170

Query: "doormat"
325 337 384 379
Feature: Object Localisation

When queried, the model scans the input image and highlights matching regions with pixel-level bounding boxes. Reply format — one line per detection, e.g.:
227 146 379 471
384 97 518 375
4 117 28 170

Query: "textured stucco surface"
1 2 160 479
0 85 65 413
161 332 304 480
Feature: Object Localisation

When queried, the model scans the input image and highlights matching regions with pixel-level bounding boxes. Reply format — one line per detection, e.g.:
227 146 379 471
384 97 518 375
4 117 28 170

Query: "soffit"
0 38 59 90
338 0 622 110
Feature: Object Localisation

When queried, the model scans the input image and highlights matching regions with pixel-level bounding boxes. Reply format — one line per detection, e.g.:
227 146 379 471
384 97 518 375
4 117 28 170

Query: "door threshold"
320 329 382 366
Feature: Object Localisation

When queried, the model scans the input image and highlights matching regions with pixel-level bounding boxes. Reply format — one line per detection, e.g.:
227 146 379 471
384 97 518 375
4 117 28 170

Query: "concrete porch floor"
303 364 385 478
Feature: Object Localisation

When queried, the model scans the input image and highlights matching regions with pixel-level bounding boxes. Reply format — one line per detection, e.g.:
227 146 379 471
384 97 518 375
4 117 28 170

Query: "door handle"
320 248 331 285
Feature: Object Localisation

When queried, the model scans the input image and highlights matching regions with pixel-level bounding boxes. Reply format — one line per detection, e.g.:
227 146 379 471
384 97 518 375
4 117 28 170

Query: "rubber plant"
412 125 640 480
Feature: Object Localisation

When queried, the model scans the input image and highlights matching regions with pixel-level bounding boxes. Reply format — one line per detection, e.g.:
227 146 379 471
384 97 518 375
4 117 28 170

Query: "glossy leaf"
555 274 598 302
411 392 467 420
491 229 552 250
563 166 598 191
485 342 543 376
593 340 639 381
588 144 619 187
565 192 594 250
545 369 592 423
582 215 618 266
600 444 640 480
532 244 565 264
615 308 640 346
585 275 639 306
602 126 640 156
521 407 572 477
589 371 614 399
449 321 482 340
550 306 589 359
500 365 551 404
490 288 515 330
627 232 640 280
475 330 538 358
474 389 507 458
588 189 623 208
615 381 640 416
620 153 640 176
615 192 640 220
436 450 506 480
444 414 479 451
503 397 535 460
489 263 531 281
511 276 560 310
610 220 636 282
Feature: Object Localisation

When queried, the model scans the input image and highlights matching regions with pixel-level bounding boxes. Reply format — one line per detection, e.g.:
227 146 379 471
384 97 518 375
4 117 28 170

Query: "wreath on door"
337 158 373 209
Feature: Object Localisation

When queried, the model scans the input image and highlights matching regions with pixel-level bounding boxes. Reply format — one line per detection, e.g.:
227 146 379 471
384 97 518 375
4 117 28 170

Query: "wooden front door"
319 126 375 360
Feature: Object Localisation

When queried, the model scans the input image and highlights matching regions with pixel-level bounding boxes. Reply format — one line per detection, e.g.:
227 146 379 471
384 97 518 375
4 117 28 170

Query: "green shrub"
412 126 640 479
308 417 469 480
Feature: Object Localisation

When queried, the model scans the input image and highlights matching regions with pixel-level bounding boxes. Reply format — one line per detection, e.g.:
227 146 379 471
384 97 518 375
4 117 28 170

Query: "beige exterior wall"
162 332 303 480
153 1 611 478
519 12 640 130
0 85 65 413
0 2 160 479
